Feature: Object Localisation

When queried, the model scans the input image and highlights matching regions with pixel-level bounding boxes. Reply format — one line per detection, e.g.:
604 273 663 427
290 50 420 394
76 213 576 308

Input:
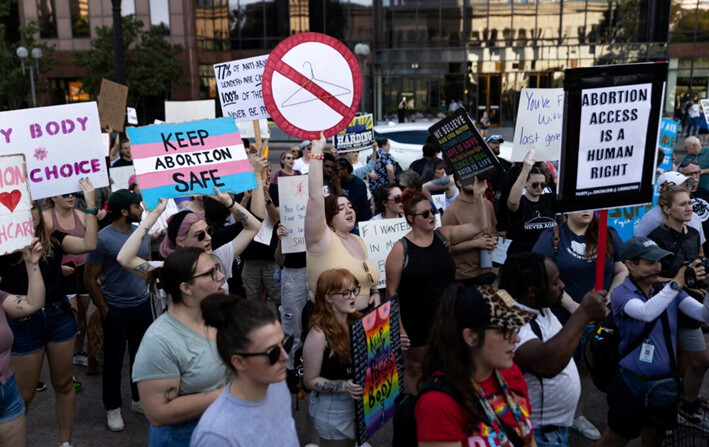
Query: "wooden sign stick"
252 120 266 180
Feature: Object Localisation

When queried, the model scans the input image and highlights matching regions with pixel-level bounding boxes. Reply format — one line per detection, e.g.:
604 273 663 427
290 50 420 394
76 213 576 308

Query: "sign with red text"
278 174 308 253
0 154 34 255
126 118 257 210
214 55 270 122
0 102 109 200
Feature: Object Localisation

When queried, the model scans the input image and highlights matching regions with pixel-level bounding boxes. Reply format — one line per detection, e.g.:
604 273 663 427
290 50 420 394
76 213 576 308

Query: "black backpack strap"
400 236 408 268
529 318 543 341
660 311 679 375
433 228 449 249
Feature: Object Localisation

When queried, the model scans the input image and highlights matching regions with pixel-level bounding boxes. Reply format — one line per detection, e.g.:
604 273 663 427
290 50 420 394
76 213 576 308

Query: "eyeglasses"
486 326 520 340
188 263 223 282
680 159 699 168
283 156 294 160
61 193 75 198
386 196 402 204
531 182 548 189
362 262 375 285
193 226 214 242
234 336 294 365
412 208 436 219
331 287 361 299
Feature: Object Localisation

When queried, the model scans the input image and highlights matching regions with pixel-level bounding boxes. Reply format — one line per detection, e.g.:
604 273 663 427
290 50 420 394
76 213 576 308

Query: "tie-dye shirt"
416 364 533 447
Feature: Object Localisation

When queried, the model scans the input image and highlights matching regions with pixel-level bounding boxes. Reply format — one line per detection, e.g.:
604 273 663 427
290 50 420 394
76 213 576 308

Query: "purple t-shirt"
0 291 14 385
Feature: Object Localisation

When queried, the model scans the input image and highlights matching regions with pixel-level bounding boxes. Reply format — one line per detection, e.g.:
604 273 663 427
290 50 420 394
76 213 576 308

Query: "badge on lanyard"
639 342 655 363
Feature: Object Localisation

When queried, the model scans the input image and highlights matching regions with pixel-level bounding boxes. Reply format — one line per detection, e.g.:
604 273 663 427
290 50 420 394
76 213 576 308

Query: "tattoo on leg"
163 386 178 403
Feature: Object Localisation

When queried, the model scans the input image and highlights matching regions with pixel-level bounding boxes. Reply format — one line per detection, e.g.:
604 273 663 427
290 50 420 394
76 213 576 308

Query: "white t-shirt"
293 158 310 174
514 303 581 428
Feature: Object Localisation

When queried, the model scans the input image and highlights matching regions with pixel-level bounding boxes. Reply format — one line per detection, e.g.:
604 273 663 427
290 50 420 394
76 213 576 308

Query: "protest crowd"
3 47 709 447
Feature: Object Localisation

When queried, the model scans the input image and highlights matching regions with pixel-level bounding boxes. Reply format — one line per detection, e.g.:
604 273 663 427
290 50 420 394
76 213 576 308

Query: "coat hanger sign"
262 32 362 140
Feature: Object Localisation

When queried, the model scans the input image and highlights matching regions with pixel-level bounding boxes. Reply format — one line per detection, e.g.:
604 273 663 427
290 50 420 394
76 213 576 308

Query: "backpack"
584 310 662 393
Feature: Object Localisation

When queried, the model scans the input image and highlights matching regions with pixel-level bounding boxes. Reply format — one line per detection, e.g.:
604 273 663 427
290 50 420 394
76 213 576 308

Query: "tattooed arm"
117 199 168 278
4 239 46 319
136 377 224 427
302 327 363 399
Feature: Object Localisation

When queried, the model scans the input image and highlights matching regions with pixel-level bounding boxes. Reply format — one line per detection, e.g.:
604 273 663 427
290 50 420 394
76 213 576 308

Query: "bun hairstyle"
151 247 204 304
201 293 278 372
401 188 427 224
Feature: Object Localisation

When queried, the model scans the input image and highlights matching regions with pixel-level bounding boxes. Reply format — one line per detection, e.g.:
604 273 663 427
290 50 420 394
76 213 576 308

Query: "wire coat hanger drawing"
281 61 352 108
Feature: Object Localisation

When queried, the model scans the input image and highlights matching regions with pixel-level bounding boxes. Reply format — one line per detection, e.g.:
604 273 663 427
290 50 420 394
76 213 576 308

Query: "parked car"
372 122 434 170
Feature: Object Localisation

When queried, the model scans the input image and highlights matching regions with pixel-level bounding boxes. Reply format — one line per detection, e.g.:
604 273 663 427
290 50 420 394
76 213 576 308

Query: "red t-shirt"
415 364 532 447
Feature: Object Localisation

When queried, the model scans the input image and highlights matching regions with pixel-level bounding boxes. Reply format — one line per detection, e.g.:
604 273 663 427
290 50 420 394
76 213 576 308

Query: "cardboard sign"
278 175 308 253
558 62 667 213
126 107 138 125
236 119 269 140
109 165 136 192
429 109 503 184
333 114 374 152
350 300 403 445
0 154 34 255
98 79 129 131
511 88 564 162
164 100 215 124
126 118 257 209
0 102 109 200
214 55 269 122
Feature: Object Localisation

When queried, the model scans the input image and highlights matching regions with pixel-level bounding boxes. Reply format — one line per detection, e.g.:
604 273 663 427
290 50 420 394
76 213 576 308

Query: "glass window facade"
37 0 58 38
150 0 171 34
70 0 89 37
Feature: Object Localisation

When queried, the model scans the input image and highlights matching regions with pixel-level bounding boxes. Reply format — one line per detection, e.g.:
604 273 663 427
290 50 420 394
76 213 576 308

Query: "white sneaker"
73 352 88 367
59 443 74 447
131 400 144 414
572 416 601 440
678 406 709 433
107 408 124 432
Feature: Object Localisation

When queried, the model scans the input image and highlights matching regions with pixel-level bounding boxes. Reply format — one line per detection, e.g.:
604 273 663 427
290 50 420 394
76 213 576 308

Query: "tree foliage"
72 15 184 105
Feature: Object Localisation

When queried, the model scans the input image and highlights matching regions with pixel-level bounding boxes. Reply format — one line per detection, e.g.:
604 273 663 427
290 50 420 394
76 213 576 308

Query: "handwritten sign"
98 79 129 131
701 99 709 124
126 107 138 125
278 174 308 253
164 100 215 124
109 165 136 192
511 88 564 162
0 154 34 255
491 237 512 265
254 211 275 246
0 102 109 200
350 300 403 445
429 108 502 185
333 114 374 152
126 118 257 209
214 55 269 122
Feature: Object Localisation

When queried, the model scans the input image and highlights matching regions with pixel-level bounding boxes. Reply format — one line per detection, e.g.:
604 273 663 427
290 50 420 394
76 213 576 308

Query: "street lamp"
17 46 42 107
354 43 370 114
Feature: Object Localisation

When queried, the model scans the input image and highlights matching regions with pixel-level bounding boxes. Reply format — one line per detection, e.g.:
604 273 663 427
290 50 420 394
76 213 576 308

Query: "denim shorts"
0 375 25 424
9 298 78 355
149 419 198 447
534 425 570 447
310 392 356 441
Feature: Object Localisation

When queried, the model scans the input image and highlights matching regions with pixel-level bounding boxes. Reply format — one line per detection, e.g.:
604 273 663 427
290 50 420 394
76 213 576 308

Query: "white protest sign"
164 100 215 124
126 107 138 125
109 165 136 192
432 194 447 212
512 88 564 162
236 119 270 139
358 215 441 288
102 133 111 157
140 198 179 234
491 237 512 265
577 84 652 192
278 175 308 253
0 102 109 200
214 55 269 122
255 211 275 246
0 154 34 255
701 99 709 124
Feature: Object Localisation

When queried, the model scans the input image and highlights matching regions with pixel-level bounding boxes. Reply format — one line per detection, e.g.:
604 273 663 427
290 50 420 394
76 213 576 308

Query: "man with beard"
679 159 709 254
84 189 152 432
500 252 607 447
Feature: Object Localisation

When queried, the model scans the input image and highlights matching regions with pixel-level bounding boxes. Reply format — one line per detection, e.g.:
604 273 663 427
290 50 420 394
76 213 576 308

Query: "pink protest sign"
0 154 34 255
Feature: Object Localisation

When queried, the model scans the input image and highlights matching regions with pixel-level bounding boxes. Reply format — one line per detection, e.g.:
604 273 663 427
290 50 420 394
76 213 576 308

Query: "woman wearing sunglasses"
506 151 557 255
306 133 380 312
272 151 302 185
132 248 229 446
0 179 97 447
372 184 404 220
415 283 536 447
190 293 298 446
385 184 488 394
303 269 364 447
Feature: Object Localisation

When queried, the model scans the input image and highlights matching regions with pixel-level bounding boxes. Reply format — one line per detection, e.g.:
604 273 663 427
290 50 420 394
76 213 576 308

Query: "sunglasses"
331 286 361 299
486 326 520 340
387 196 402 204
531 182 548 189
193 226 214 242
680 159 699 168
235 335 294 365
188 263 223 282
283 156 294 160
413 208 436 219
61 193 75 198
362 261 375 285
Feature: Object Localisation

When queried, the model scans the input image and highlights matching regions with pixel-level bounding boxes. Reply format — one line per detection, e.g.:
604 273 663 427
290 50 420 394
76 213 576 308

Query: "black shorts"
606 369 677 439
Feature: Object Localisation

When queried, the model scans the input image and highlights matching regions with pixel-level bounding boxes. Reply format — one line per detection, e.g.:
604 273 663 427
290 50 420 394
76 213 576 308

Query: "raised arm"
4 239 46 319
507 151 534 213
213 187 262 257
61 178 98 254
117 198 168 278
249 156 268 220
305 132 332 254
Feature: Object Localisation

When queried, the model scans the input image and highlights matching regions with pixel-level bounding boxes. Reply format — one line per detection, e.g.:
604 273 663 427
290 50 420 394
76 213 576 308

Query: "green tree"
72 15 184 106
0 21 57 110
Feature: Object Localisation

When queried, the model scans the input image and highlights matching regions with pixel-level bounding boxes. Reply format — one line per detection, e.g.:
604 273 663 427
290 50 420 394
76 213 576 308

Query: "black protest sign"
558 62 667 213
428 109 503 184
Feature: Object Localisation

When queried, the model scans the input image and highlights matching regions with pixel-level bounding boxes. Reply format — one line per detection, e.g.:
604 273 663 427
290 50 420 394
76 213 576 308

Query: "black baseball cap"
620 237 672 262
108 189 141 216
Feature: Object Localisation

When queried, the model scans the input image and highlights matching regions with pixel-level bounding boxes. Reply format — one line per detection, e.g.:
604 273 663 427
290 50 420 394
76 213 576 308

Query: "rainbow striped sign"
350 300 403 444
126 118 257 209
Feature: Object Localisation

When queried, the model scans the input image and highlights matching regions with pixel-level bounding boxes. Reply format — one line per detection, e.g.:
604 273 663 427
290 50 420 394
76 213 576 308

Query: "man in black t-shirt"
680 159 709 254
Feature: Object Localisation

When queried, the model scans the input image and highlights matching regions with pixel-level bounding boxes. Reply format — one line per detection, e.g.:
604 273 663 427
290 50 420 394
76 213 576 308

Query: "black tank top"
320 343 351 380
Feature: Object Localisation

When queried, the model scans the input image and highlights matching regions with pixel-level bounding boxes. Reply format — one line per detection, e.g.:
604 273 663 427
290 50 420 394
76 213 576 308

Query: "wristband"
85 209 97 215
309 153 325 160
265 199 273 206
229 197 237 208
